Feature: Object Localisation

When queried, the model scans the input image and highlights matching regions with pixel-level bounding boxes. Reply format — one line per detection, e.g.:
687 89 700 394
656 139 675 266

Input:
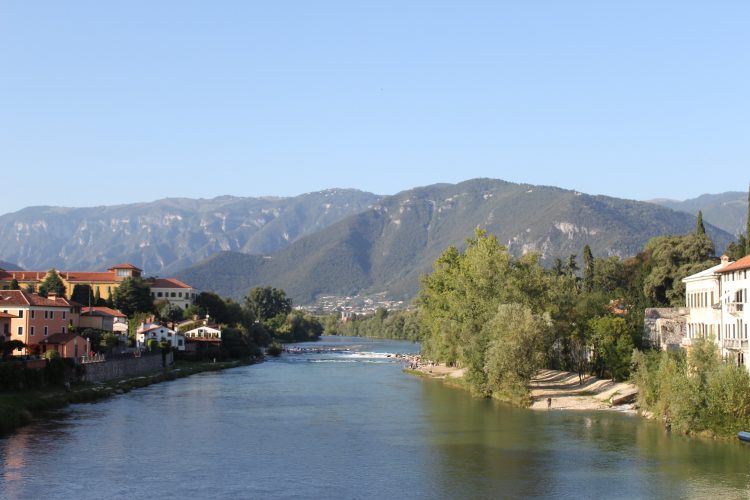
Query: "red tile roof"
108 263 142 271
149 278 192 289
81 306 126 318
718 255 750 273
0 290 73 307
0 312 17 318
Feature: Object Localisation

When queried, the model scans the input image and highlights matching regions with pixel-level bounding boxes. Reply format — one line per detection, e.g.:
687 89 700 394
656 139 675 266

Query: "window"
18 310 23 318
44 311 49 319
50 311 54 319
171 292 176 298
62 311 66 320
17 326 23 336
44 326 48 336
31 310 35 319
157 292 163 298
178 292 182 298
61 326 66 334
30 326 35 336
178 339 183 346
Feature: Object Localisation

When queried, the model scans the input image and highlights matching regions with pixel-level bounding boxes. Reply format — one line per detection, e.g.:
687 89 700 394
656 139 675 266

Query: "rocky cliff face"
0 189 380 274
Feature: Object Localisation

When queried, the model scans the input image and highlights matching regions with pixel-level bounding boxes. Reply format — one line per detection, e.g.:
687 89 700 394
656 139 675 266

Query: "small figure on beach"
547 397 552 409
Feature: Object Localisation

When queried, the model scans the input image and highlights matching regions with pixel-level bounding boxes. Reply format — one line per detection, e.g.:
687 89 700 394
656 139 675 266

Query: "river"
1 336 749 499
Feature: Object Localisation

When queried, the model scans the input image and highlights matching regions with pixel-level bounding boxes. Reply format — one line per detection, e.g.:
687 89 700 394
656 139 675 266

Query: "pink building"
0 290 80 356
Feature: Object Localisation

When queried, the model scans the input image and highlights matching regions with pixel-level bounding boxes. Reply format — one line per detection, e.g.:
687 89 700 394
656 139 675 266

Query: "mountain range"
0 179 744 305
175 179 734 303
0 189 380 274
649 191 748 237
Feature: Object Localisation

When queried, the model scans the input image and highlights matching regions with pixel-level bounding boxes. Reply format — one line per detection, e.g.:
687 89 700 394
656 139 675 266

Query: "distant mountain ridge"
650 191 748 237
0 189 381 274
176 179 734 304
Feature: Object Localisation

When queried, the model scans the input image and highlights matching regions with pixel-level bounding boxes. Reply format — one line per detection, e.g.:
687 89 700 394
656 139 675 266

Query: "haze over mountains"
0 178 743 305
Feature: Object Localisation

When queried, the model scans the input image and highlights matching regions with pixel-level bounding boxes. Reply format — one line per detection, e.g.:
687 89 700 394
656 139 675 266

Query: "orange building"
0 290 80 355
0 263 143 303
0 311 16 343
0 263 196 310
42 332 88 359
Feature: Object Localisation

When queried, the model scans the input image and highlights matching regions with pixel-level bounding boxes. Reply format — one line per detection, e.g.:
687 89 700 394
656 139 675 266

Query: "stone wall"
82 352 174 383
644 308 688 350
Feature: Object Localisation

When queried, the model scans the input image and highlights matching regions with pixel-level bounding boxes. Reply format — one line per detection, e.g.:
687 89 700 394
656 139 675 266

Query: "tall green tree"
695 210 706 235
71 284 94 306
38 269 66 297
112 278 154 317
8 278 19 290
582 245 595 293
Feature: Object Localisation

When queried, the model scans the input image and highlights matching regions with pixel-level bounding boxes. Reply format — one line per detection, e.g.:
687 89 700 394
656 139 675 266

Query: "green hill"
176 179 733 304
650 191 747 238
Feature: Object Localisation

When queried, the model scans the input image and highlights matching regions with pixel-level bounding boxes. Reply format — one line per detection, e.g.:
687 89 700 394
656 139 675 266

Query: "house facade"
149 278 197 310
681 255 750 368
136 323 186 351
80 306 128 333
42 332 89 359
0 291 80 355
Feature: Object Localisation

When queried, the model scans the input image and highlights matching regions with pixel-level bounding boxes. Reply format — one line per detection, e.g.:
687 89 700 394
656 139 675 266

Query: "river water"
1 336 749 499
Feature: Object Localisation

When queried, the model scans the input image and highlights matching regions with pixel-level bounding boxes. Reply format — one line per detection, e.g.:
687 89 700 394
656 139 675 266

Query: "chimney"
721 255 730 266
48 293 57 301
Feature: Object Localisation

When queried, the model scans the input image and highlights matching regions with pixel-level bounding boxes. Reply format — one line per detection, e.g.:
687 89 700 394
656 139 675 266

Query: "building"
42 332 88 359
149 278 197 310
0 311 16 343
136 323 185 351
680 255 750 368
183 325 221 341
0 263 197 311
0 263 143 303
716 255 750 365
0 290 80 355
79 306 128 334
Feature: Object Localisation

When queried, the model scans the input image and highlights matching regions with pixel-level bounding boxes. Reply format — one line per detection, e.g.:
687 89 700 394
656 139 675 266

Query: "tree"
695 210 706 235
726 235 747 261
38 269 66 297
8 279 19 290
162 303 185 328
582 245 595 293
24 283 36 293
195 291 228 323
71 284 94 306
1 340 25 360
244 287 292 323
113 278 153 317
565 254 579 278
482 303 551 404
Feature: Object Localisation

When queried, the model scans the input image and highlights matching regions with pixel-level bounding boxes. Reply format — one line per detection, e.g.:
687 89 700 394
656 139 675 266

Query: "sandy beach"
405 356 637 412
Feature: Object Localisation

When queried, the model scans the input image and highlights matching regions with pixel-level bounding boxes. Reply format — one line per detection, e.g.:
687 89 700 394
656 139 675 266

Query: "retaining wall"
82 352 174 383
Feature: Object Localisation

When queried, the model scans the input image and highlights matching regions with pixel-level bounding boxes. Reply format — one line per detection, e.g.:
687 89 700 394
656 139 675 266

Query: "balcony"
727 303 745 316
722 339 748 350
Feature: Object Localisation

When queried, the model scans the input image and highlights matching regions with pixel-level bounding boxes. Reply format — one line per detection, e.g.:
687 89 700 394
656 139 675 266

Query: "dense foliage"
113 278 154 316
325 309 421 341
633 339 750 437
416 227 719 405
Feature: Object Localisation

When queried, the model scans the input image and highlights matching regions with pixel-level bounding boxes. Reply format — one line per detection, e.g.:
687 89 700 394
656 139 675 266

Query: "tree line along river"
1 337 749 499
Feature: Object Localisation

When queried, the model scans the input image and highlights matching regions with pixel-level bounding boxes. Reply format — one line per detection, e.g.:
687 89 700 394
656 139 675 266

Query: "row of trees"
324 308 421 342
417 222 720 404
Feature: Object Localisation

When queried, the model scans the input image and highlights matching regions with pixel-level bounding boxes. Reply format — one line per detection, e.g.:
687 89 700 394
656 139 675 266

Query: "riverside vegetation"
369 209 748 437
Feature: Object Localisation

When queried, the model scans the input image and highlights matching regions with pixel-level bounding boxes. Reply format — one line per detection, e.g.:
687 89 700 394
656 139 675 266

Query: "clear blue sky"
1 1 748 215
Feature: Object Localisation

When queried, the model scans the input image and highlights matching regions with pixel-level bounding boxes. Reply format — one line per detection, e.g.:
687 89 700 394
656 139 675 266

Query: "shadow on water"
419 378 750 499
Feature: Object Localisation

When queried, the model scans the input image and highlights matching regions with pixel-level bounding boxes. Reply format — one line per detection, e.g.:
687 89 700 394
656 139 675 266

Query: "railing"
80 353 106 364
727 302 745 315
722 339 748 350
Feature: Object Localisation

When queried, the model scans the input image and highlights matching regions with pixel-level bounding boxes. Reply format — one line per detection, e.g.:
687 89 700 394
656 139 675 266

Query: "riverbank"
0 358 258 436
405 357 637 412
